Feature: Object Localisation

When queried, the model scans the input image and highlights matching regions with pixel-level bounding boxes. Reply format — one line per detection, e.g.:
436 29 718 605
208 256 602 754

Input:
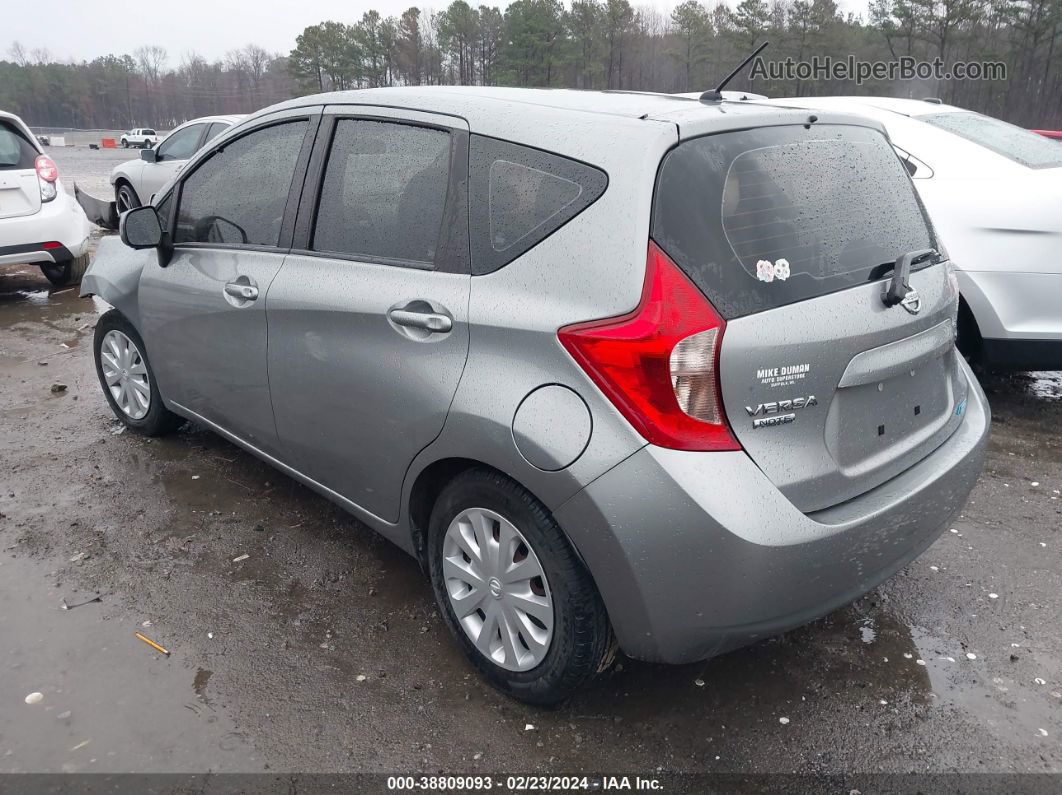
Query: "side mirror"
141 147 158 163
120 206 163 249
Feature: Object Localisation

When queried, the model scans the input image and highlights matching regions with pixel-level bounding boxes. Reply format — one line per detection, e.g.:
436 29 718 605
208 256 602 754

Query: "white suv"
120 128 159 149
0 110 94 285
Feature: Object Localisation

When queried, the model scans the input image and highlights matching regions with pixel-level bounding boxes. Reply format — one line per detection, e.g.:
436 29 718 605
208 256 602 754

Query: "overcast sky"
7 0 869 64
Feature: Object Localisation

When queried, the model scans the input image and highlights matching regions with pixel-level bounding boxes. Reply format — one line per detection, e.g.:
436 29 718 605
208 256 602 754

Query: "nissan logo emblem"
900 289 922 315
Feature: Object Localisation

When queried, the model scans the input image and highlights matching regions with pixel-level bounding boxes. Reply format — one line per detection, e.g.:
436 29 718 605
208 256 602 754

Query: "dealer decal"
756 362 811 389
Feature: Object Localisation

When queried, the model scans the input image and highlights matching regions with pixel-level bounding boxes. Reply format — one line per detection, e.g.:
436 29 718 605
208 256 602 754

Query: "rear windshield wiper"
881 248 939 307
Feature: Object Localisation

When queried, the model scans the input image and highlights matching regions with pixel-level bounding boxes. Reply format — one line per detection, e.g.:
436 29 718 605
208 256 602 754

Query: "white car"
761 96 1062 371
120 128 160 149
0 110 93 286
110 115 243 212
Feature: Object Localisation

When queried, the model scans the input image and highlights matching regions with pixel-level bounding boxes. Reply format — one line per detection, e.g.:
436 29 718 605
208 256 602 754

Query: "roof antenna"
700 41 769 103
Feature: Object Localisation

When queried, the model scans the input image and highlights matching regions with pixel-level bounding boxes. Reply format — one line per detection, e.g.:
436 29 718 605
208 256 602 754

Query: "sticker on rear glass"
756 258 791 283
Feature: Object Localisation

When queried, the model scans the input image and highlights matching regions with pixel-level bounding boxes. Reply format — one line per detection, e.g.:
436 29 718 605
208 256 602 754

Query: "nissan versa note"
82 87 990 704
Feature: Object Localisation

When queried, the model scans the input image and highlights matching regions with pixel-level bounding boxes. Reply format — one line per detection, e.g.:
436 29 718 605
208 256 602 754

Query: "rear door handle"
224 282 259 301
388 307 452 333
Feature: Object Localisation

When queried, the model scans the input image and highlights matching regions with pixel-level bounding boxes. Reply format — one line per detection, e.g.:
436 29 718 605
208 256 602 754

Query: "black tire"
427 468 614 704
41 252 90 287
122 139 129 148
115 182 141 214
93 310 183 436
957 297 984 367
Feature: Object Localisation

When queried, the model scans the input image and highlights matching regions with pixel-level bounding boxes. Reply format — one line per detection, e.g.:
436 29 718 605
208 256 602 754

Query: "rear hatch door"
0 118 42 219
653 121 967 513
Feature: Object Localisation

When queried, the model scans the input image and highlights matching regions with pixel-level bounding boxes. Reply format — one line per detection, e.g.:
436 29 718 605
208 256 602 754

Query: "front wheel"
427 469 614 704
93 311 183 436
121 139 129 148
115 183 141 214
41 252 89 287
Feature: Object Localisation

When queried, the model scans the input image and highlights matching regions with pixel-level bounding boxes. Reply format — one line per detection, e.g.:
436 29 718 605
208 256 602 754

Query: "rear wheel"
427 468 614 704
40 252 89 287
93 310 182 436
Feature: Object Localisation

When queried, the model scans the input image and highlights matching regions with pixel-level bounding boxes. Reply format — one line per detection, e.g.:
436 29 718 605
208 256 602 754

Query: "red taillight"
559 241 740 451
42 241 63 249
35 154 58 182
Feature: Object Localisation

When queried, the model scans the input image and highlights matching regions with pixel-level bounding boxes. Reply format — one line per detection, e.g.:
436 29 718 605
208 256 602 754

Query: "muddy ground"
1 147 1060 780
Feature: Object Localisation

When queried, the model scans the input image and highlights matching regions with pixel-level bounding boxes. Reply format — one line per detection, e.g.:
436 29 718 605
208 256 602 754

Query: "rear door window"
652 124 937 319
0 120 38 170
469 136 607 275
312 119 452 268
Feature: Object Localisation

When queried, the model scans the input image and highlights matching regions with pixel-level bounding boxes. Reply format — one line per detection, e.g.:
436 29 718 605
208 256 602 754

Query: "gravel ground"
1 147 1060 783
49 144 135 200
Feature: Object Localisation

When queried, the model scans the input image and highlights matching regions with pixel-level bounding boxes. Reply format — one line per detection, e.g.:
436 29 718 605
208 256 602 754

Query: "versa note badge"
746 395 817 429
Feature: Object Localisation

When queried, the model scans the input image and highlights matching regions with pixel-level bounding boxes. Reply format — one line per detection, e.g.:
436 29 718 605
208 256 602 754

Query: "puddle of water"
0 554 259 772
907 625 1060 737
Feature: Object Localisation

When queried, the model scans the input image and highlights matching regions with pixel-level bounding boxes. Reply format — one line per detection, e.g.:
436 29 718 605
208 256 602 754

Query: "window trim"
170 109 322 254
290 112 471 275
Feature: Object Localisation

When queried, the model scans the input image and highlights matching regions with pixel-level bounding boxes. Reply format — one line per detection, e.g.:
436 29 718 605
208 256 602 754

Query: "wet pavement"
1 257 1061 777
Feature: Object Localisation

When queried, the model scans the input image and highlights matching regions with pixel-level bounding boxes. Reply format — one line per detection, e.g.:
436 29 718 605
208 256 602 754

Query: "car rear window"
143 129 156 136
652 124 937 319
0 120 38 170
921 111 1062 169
469 135 607 275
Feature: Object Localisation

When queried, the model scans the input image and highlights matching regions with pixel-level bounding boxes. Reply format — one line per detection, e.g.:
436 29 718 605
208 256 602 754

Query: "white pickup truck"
119 128 159 149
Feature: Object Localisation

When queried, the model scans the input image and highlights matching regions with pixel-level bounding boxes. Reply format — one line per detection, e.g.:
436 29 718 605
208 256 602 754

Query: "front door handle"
388 307 452 333
224 282 259 301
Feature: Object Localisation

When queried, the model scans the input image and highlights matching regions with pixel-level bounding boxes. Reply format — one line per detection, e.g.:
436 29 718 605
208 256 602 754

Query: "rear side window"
0 120 38 170
653 124 937 319
174 120 307 247
143 129 156 136
312 119 451 267
922 111 1062 169
204 122 230 144
469 135 607 275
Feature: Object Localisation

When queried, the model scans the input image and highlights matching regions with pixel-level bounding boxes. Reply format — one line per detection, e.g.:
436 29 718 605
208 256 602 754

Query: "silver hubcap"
442 507 554 672
99 329 150 420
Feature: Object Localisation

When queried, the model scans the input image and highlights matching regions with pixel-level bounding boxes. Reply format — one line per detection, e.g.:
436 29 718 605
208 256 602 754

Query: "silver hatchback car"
83 87 990 703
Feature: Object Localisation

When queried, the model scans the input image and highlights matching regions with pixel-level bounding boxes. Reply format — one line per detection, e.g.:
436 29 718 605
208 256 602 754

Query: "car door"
138 108 320 455
138 122 207 203
267 106 471 523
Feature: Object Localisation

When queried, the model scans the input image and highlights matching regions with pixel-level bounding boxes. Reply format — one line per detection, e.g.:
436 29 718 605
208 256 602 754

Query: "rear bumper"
0 189 92 265
958 270 1062 344
0 242 72 267
555 358 990 664
981 338 1062 371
